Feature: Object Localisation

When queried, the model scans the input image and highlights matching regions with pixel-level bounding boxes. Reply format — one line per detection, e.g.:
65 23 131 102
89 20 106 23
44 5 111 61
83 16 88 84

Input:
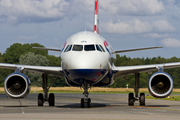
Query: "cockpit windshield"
64 44 106 52
96 45 102 52
72 45 83 51
64 45 72 52
99 45 105 52
85 45 95 51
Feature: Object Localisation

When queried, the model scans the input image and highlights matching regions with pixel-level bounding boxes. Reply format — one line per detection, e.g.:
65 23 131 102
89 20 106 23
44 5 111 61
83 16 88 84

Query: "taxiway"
0 93 180 120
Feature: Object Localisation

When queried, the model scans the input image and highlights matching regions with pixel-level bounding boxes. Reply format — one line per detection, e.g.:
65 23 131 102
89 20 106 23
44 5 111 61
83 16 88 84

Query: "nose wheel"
81 98 91 108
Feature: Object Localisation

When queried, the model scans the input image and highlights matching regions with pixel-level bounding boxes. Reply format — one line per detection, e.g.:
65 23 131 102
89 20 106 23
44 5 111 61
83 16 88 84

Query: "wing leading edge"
112 46 163 54
113 62 180 77
0 63 63 77
32 47 61 52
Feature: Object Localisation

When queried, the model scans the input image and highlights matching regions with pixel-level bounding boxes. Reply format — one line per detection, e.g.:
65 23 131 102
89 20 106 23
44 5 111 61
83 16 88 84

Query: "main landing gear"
80 84 91 108
124 73 145 106
38 74 57 106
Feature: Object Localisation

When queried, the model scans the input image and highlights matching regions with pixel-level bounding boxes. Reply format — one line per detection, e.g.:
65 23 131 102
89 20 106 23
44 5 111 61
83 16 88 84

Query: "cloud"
142 33 171 39
0 0 69 24
18 35 37 40
101 19 175 34
153 20 175 32
161 38 180 47
101 0 165 15
0 0 166 25
101 19 151 34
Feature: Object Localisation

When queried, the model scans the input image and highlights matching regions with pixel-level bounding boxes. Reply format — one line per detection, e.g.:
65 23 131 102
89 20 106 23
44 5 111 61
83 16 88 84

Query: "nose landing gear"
81 84 91 108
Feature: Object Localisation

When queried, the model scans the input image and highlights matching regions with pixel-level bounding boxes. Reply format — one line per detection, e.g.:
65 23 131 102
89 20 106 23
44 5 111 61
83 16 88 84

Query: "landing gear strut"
124 73 145 106
38 74 57 106
81 83 91 108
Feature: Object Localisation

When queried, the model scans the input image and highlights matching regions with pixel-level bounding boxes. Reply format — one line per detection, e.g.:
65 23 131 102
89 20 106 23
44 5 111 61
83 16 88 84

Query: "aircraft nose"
63 53 108 83
69 53 106 69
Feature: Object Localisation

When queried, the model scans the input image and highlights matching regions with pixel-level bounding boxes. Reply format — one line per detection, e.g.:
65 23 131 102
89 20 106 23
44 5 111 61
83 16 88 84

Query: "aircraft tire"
81 98 84 108
49 93 55 106
87 98 91 108
38 93 44 106
128 93 134 106
140 93 145 106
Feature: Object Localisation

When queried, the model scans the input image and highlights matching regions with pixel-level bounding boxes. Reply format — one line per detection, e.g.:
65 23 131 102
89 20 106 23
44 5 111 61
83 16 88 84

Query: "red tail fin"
94 0 99 34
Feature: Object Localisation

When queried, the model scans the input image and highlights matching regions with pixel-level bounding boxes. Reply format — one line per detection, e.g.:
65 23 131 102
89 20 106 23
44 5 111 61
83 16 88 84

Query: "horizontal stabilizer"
32 47 61 52
112 46 163 54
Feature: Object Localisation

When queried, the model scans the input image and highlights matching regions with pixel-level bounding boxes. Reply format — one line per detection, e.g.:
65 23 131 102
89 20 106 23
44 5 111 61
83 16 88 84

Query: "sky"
0 0 180 58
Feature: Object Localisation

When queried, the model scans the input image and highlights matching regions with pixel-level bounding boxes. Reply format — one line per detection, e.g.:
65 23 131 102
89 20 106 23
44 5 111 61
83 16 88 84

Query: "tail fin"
94 0 99 34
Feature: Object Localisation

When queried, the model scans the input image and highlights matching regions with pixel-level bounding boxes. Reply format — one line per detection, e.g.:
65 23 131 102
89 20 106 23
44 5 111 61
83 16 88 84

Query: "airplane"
0 0 180 108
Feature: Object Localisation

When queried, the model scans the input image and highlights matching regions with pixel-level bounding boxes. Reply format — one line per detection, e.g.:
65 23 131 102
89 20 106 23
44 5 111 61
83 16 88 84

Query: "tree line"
0 43 67 87
0 43 180 88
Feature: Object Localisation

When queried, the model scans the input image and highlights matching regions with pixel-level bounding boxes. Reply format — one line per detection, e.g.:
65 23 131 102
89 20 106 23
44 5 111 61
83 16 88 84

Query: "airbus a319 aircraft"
0 0 180 108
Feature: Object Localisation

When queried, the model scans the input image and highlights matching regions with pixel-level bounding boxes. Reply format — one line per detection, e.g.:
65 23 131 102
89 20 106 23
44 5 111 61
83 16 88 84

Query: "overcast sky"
0 0 180 58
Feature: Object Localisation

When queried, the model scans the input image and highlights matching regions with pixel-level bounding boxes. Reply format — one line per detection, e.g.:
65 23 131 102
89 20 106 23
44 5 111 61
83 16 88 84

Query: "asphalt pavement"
0 93 180 120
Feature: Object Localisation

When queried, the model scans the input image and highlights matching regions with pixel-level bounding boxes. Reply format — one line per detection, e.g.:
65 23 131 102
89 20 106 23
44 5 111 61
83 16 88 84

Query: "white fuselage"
60 31 114 86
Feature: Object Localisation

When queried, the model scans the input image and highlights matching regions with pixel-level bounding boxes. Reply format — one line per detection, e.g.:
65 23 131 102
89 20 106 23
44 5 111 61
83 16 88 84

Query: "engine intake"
148 72 173 98
4 73 31 99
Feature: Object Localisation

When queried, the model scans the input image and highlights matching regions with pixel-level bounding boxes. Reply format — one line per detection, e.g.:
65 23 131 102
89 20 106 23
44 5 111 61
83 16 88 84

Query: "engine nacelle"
148 72 173 98
4 73 31 99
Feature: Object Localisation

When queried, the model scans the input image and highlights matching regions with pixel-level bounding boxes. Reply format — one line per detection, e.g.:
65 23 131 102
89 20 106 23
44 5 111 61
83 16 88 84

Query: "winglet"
94 0 99 34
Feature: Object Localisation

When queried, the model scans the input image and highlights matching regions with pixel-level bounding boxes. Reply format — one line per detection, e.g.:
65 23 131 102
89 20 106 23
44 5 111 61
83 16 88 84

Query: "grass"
1 87 180 94
0 87 149 93
146 95 180 101
29 87 150 94
1 87 180 101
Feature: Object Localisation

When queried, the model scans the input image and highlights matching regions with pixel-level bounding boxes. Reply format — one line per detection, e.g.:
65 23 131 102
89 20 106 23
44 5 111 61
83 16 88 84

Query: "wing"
32 47 61 52
112 46 163 54
113 62 180 77
0 63 64 77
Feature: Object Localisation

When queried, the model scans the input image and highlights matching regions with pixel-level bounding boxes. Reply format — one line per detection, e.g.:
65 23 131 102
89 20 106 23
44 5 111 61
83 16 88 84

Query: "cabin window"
72 45 83 51
85 45 95 51
99 45 105 52
96 45 102 52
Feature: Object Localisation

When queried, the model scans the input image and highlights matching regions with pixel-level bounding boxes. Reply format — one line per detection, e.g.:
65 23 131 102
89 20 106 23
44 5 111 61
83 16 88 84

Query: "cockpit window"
72 45 83 51
85 45 95 51
64 45 72 52
64 45 69 52
99 45 105 52
66 45 72 52
96 45 102 52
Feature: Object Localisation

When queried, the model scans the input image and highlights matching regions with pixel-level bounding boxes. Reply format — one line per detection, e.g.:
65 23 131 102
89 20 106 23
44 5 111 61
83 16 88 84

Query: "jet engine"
148 72 173 98
4 73 31 99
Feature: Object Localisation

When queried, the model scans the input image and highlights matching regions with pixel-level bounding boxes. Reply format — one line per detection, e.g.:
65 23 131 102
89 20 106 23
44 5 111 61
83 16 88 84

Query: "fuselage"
61 31 114 87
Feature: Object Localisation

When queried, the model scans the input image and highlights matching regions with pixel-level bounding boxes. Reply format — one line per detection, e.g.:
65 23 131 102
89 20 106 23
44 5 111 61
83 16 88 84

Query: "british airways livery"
0 0 180 108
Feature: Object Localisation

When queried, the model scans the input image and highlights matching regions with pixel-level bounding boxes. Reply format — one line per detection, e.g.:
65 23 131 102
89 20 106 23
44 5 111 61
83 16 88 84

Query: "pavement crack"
19 100 25 114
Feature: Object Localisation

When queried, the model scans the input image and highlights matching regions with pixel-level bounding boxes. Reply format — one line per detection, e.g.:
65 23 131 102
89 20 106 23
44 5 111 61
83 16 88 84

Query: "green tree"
0 52 5 87
3 43 48 64
46 55 67 87
47 55 61 66
19 52 49 86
